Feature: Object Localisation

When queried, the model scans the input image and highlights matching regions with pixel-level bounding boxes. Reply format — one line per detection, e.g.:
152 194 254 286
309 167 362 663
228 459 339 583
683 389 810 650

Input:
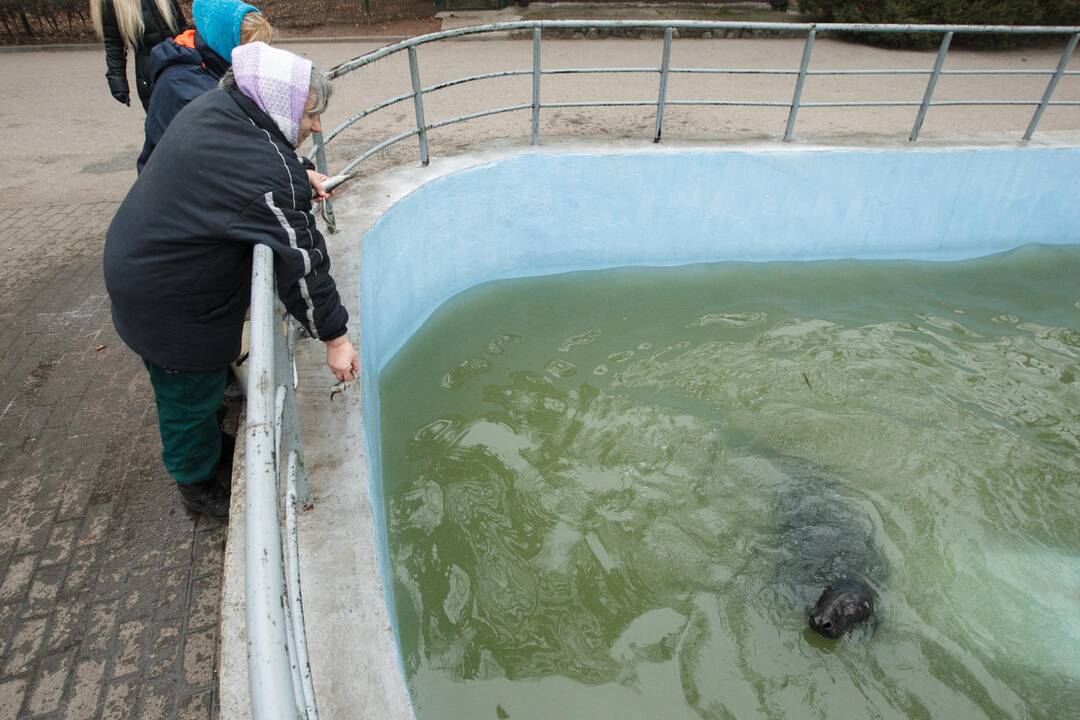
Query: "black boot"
217 431 236 491
177 478 230 520
220 430 236 458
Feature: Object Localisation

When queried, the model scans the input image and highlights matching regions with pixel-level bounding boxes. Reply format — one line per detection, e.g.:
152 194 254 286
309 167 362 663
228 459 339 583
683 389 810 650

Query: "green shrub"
798 0 1080 47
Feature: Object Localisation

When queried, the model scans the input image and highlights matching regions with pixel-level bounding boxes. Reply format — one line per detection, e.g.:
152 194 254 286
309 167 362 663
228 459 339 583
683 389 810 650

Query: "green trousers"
143 360 227 485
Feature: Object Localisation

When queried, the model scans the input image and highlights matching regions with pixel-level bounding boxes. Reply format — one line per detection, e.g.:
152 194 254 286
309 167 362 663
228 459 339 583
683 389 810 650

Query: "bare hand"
325 336 359 382
307 170 334 202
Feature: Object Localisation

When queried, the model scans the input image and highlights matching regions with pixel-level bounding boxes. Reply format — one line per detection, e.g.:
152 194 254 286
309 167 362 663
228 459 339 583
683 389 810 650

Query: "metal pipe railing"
245 245 297 719
317 20 1080 185
312 21 1080 228
246 245 318 720
407 46 431 167
911 32 954 142
328 20 1080 78
531 27 541 145
1026 32 1080 139
784 27 816 141
654 27 674 143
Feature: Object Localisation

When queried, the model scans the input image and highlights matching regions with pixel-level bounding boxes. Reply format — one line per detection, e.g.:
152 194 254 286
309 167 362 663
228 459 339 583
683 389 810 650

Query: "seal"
808 578 875 639
765 457 887 641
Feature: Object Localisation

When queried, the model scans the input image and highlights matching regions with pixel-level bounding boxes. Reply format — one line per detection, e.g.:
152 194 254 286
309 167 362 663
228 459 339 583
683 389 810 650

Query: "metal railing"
312 20 1080 230
245 245 318 720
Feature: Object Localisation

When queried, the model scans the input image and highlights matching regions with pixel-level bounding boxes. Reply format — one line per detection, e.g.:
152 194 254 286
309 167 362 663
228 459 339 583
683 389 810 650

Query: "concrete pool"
221 142 1080 719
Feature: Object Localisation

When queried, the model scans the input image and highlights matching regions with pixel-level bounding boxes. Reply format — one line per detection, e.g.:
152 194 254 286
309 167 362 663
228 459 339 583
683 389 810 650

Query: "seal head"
808 579 874 639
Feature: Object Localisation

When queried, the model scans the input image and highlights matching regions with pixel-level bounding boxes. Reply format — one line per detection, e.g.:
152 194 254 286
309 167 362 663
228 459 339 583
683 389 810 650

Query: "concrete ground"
1 25 1079 720
0 199 229 720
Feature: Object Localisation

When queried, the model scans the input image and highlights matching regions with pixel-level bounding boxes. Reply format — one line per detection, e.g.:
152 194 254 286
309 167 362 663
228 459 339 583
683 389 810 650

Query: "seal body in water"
763 456 887 640
674 455 890 718
725 455 885 643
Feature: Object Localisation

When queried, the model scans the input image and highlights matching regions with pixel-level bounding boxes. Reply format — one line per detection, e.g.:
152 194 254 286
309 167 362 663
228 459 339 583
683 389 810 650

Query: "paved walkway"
0 203 225 720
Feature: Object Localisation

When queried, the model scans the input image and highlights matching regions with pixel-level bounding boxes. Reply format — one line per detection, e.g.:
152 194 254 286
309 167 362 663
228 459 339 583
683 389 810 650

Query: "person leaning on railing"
137 0 274 172
91 0 187 110
103 43 359 520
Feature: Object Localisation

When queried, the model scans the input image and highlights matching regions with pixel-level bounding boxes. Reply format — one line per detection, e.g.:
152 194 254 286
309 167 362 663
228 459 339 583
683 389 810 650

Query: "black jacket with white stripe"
104 87 348 371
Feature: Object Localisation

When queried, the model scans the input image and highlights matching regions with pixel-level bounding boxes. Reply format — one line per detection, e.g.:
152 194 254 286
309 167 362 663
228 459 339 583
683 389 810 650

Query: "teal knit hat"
193 0 260 62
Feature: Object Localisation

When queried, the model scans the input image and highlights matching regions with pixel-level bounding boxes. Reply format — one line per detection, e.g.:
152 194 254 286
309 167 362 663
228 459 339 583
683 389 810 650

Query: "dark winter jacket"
100 0 187 109
137 30 229 172
104 87 348 371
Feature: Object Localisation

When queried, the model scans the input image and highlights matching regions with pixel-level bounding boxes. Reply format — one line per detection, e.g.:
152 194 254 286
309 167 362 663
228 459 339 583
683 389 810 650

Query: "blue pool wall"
358 145 1080 616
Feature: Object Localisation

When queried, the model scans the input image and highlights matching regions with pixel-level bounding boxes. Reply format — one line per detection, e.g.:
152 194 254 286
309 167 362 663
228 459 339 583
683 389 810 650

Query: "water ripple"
383 247 1080 719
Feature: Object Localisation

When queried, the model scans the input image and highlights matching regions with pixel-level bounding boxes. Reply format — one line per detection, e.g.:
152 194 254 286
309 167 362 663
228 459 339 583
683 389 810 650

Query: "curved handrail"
246 245 318 720
311 21 1080 224
328 20 1080 77
245 246 296 718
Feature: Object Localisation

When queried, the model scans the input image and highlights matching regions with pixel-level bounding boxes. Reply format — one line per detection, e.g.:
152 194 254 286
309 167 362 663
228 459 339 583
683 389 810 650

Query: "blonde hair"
239 12 274 45
91 0 181 48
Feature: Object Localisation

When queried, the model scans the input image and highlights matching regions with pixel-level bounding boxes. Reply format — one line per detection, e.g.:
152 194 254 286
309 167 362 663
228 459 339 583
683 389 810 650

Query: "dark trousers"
143 360 227 485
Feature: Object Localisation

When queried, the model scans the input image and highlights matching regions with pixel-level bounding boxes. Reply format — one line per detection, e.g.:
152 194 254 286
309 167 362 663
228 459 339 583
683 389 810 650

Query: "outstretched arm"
228 187 352 377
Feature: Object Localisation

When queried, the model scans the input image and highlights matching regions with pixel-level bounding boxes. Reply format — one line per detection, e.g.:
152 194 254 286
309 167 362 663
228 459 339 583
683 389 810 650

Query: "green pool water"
378 244 1080 720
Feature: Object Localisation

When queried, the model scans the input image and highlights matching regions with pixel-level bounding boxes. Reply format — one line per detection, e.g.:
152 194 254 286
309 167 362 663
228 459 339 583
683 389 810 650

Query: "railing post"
407 46 430 166
532 27 542 145
654 27 673 143
311 129 336 233
910 31 953 142
1024 32 1079 141
784 26 816 142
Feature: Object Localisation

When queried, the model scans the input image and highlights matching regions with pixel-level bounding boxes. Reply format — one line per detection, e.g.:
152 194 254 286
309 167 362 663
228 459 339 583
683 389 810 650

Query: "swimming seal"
808 578 875 639
765 457 886 641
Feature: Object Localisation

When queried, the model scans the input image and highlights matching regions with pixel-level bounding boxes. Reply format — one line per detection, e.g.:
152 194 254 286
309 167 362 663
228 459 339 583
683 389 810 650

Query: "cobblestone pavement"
0 203 224 720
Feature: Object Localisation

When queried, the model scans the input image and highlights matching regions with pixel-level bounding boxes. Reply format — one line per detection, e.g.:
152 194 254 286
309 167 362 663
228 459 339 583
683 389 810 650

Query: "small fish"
330 378 357 402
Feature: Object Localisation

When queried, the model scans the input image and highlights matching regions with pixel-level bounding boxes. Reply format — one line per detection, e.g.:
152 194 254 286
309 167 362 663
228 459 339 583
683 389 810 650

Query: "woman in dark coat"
91 0 186 110
104 44 357 519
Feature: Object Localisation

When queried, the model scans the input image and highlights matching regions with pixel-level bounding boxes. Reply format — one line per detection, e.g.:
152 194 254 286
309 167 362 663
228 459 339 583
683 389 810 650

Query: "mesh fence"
0 0 436 43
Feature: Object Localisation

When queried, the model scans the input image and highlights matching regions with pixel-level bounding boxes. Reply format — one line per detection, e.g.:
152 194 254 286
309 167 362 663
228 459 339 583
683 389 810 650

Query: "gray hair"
219 68 237 92
307 67 333 115
219 65 333 114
